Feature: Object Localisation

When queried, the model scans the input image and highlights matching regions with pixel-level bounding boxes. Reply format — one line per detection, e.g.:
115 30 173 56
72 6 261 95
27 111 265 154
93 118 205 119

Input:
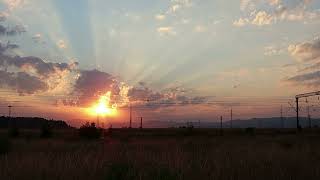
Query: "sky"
0 0 320 127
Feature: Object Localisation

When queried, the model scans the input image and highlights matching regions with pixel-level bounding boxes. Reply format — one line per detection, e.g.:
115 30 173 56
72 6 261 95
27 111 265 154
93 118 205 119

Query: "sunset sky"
0 0 320 127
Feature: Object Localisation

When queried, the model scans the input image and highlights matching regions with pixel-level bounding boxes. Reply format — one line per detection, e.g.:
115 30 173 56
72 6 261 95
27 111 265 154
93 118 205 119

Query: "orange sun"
87 91 117 117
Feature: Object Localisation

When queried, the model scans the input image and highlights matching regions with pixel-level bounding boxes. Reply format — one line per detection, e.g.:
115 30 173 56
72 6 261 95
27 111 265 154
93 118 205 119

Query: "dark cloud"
286 71 320 87
0 41 77 94
0 70 48 94
0 55 78 77
0 24 26 36
72 69 119 106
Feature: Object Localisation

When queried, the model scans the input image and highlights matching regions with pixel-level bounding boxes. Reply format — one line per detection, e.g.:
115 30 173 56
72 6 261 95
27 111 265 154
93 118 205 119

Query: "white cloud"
240 0 256 11
167 0 193 14
155 14 166 21
252 11 274 26
264 46 284 56
3 0 25 10
288 37 320 62
194 25 207 33
157 26 176 36
233 18 249 27
57 40 67 49
268 0 281 6
235 0 320 27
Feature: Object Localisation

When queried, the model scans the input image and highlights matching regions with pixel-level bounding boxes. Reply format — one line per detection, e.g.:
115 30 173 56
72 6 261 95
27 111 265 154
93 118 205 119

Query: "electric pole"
230 108 233 128
220 116 223 135
140 117 143 129
281 105 284 128
306 100 311 128
8 105 12 117
129 103 132 128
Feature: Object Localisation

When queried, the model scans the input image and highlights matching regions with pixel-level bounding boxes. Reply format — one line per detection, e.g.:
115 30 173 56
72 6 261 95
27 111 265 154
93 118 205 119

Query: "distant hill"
0 116 72 129
137 117 320 129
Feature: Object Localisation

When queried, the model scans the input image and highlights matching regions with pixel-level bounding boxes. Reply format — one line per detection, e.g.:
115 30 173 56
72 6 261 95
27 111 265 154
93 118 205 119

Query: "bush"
0 137 10 155
79 123 101 139
40 123 53 138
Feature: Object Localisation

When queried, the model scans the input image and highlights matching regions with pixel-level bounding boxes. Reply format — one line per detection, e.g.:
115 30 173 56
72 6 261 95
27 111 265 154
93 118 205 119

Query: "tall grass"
0 130 320 180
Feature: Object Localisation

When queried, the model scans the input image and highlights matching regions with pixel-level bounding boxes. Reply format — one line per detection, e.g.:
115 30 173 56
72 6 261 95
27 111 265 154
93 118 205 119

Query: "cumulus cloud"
0 39 77 95
233 18 249 27
234 0 320 27
72 69 120 106
252 11 274 25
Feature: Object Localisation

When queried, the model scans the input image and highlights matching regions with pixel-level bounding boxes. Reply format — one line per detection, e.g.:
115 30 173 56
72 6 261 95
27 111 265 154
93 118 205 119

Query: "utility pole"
296 97 299 129
140 117 143 129
281 105 284 128
230 108 233 128
220 116 223 135
129 103 132 128
306 100 311 128
8 105 12 117
295 91 320 130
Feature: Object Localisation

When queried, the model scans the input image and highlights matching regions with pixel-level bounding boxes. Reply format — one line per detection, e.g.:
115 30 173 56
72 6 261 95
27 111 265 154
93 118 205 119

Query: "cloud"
0 24 26 36
167 0 193 14
3 0 25 10
285 37 320 87
252 11 274 25
233 18 249 27
194 25 207 33
240 0 256 11
0 70 48 94
32 33 44 43
0 40 77 94
268 0 281 6
57 40 67 49
72 69 120 106
264 45 284 56
288 37 320 62
0 12 9 22
155 14 166 21
157 26 176 36
234 0 320 27
286 71 320 87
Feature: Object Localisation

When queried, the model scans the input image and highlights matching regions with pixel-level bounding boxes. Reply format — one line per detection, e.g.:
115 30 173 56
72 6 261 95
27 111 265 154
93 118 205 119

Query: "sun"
87 91 117 117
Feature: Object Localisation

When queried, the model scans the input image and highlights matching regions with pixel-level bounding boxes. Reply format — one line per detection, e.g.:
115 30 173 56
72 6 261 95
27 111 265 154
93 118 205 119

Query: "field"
1 128 320 180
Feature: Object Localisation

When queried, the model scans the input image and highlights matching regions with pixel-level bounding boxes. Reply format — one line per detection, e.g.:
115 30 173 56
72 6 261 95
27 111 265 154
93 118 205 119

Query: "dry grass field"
1 128 320 180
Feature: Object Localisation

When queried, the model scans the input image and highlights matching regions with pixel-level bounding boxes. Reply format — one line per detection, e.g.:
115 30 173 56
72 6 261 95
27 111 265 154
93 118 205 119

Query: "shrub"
0 137 10 155
79 123 101 139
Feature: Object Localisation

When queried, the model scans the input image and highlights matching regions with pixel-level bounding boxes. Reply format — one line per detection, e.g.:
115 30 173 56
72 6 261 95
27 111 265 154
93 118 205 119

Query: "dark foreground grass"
1 129 320 180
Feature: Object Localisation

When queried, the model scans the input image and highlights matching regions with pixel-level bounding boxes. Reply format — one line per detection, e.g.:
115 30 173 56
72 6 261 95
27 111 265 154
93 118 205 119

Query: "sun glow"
87 91 117 117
